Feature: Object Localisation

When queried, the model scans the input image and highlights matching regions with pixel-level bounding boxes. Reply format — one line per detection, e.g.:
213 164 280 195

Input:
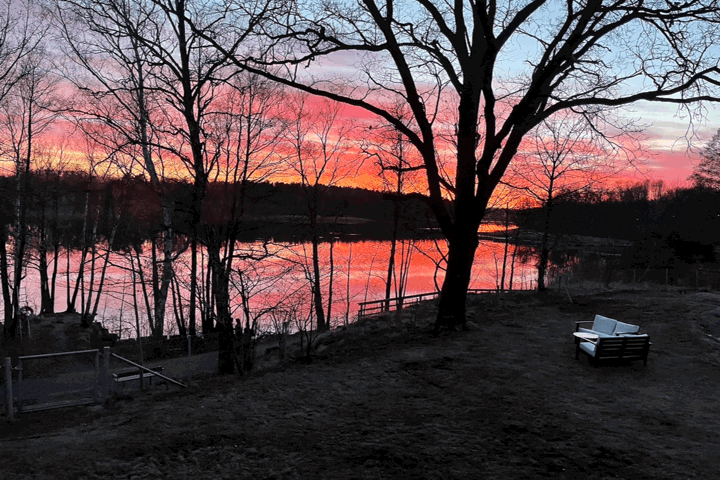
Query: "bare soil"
1 288 720 479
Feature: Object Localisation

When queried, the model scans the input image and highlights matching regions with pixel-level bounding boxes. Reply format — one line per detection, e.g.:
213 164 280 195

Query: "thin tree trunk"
38 213 53 313
65 247 71 310
500 208 511 292
91 223 118 317
83 211 100 318
385 202 400 311
537 200 554 292
345 244 352 326
538 176 555 292
171 273 186 336
68 192 91 313
327 237 334 329
153 204 174 339
189 237 197 336
129 253 144 363
50 175 61 309
50 244 60 313
134 248 156 336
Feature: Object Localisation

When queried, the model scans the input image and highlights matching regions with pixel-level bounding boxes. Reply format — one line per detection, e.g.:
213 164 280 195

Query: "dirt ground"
1 288 719 479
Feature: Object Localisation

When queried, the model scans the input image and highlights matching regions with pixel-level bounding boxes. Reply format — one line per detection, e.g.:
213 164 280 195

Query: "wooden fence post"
99 347 110 402
94 350 101 403
4 357 13 423
186 335 192 387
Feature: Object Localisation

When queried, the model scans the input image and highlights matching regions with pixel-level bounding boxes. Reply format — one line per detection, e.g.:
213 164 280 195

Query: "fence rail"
358 288 532 319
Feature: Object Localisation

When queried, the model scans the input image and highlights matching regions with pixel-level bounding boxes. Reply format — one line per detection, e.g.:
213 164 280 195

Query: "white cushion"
579 342 596 357
591 315 618 335
614 321 640 335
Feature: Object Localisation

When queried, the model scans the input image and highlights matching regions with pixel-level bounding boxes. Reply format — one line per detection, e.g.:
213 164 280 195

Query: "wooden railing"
357 288 531 319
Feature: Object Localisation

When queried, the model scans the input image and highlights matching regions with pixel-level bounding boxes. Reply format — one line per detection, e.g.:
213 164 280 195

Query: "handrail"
19 349 99 360
110 353 187 388
358 288 533 318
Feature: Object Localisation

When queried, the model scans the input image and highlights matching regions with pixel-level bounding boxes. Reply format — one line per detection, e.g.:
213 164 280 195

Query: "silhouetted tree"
689 129 720 190
508 112 639 290
0 17 53 335
282 92 355 332
197 0 720 331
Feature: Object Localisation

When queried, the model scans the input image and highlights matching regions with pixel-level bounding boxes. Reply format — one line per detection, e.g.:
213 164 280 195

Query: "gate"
15 349 103 413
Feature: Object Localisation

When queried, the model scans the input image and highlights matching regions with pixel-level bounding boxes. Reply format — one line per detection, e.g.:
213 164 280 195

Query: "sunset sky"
625 101 720 185
324 100 719 192
5 1 717 197
11 73 714 198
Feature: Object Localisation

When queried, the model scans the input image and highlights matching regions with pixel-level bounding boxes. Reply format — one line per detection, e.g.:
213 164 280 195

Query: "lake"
15 230 539 338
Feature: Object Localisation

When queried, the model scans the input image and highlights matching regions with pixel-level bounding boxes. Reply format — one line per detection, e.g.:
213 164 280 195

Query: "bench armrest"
575 321 593 332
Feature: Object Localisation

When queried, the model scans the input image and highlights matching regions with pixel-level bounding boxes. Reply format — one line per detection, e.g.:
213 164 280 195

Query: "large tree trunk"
435 226 479 332
208 238 234 374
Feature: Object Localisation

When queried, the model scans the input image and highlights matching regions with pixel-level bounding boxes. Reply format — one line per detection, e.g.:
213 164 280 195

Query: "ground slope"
1 289 719 479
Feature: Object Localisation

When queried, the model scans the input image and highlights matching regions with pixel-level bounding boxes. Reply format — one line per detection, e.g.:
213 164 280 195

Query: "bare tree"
0 35 55 335
508 112 640 290
282 92 356 332
29 141 72 313
361 104 423 311
193 0 720 331
53 0 184 337
202 71 284 374
133 0 283 340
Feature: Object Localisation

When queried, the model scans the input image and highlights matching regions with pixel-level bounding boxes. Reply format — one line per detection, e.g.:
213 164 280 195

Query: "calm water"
15 234 538 337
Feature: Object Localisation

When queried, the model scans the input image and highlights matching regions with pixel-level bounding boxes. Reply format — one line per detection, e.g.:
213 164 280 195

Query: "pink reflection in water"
15 238 536 337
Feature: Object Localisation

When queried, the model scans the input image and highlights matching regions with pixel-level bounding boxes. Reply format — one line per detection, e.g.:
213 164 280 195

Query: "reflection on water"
15 238 538 337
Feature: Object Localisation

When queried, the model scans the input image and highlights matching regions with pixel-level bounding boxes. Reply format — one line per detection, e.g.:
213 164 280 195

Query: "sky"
303 31 720 193
625 101 720 186
14 0 720 196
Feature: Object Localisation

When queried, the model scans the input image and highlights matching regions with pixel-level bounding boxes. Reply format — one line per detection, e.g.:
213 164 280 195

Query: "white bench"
575 335 651 366
574 315 651 366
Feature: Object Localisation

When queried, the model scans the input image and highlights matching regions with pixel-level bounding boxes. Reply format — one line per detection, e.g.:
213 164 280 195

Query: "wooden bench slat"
113 366 164 384
576 334 651 366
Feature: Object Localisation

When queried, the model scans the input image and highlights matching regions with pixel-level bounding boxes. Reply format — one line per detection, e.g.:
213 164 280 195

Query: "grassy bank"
1 288 719 479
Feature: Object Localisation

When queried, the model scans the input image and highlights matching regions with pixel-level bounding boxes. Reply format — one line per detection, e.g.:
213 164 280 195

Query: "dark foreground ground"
1 288 719 479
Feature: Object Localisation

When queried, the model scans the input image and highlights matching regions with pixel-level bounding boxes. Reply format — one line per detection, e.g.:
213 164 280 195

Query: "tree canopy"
191 0 720 328
689 128 720 190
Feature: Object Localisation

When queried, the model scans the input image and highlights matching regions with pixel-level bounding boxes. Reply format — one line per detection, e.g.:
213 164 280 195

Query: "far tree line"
519 179 720 288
